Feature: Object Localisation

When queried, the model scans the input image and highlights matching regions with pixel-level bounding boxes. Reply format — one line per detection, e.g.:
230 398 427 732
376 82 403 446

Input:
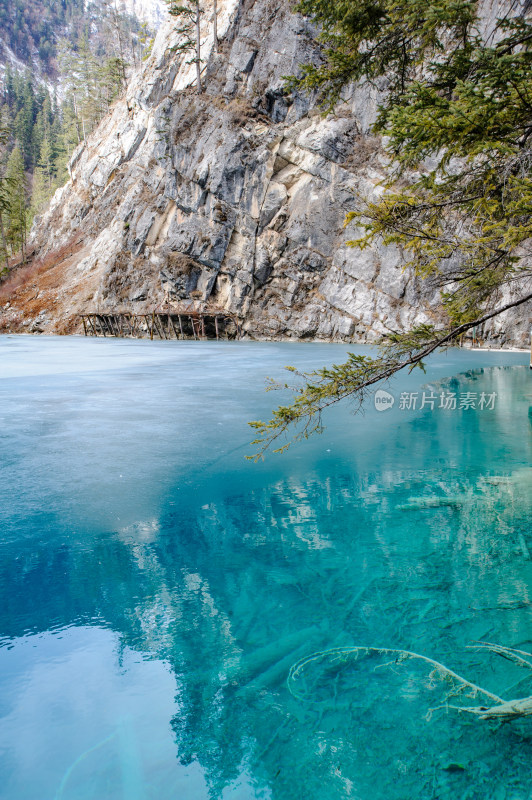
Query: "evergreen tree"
101 0 129 84
38 135 54 187
60 95 82 154
5 145 28 262
138 22 155 63
3 65 15 108
0 124 11 273
77 31 104 136
166 0 204 94
0 0 151 223
30 166 50 219
251 0 532 455
100 56 128 107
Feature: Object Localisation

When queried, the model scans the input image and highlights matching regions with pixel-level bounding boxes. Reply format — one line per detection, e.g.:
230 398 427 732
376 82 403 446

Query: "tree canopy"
250 0 532 456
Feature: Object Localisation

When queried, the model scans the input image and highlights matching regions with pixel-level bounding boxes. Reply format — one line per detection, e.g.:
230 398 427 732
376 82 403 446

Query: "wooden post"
153 314 165 339
169 315 179 339
79 309 243 341
88 315 98 337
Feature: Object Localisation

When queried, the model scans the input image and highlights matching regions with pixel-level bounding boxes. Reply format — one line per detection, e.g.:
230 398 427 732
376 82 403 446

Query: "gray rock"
26 0 531 344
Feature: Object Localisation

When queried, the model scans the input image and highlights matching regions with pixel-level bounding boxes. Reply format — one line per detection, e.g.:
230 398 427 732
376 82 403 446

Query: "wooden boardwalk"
80 311 241 340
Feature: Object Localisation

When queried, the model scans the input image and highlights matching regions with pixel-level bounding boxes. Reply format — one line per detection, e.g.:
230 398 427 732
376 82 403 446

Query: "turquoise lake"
0 335 531 800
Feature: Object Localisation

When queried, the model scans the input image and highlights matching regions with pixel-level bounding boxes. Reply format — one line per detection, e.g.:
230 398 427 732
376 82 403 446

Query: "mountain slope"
0 0 164 82
2 0 530 344
0 0 83 79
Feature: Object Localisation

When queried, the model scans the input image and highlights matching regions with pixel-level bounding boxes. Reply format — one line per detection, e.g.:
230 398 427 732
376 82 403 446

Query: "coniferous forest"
0 0 153 271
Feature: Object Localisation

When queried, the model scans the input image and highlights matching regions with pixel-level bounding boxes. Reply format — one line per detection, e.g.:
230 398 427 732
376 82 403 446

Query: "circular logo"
374 389 395 412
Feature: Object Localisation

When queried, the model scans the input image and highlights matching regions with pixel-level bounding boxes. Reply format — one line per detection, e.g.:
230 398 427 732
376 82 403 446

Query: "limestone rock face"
15 0 531 344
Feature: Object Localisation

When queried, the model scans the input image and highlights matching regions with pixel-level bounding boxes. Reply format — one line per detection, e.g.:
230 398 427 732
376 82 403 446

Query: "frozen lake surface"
0 335 531 799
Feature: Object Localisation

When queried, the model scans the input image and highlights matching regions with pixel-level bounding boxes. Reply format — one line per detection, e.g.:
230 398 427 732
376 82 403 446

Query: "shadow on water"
0 338 531 799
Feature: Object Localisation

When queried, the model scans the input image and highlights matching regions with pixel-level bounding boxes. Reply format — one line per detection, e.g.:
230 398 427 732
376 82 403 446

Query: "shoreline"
465 345 529 353
0 330 530 353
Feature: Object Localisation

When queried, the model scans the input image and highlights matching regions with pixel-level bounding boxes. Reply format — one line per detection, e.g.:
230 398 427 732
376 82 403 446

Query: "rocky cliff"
2 0 530 344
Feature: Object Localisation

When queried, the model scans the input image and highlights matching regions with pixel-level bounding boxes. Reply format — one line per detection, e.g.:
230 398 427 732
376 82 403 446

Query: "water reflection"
0 340 531 799
5 456 532 796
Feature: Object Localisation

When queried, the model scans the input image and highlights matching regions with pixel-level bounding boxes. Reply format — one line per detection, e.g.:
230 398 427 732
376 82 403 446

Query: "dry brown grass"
0 236 86 334
0 236 83 304
167 252 198 275
226 97 268 127
342 136 383 172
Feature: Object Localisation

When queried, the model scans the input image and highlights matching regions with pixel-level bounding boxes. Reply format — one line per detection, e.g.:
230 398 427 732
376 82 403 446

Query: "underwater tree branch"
287 645 504 705
288 643 532 722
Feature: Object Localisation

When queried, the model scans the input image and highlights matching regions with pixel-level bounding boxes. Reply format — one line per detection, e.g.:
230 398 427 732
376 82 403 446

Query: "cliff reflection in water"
0 338 531 799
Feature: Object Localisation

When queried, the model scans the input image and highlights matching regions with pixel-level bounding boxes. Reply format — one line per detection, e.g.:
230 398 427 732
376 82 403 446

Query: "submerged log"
227 624 323 687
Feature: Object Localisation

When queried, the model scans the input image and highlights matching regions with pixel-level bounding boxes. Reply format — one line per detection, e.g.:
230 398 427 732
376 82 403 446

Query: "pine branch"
249 291 532 458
